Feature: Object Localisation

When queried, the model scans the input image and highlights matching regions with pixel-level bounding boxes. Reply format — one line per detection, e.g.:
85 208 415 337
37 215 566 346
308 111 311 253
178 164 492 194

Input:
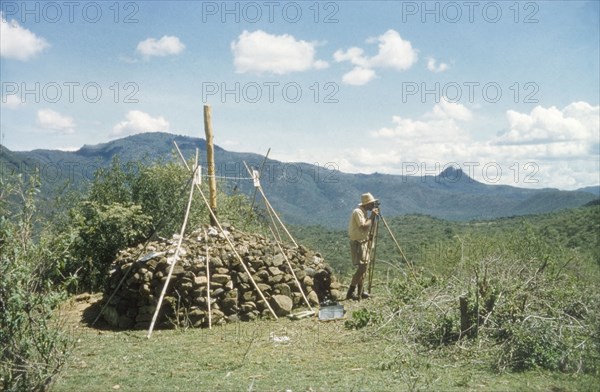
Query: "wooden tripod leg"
367 218 379 294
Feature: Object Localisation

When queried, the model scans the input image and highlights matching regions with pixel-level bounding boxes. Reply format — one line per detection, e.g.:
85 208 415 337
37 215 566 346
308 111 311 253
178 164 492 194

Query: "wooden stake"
379 214 411 267
174 147 278 320
250 148 271 210
367 217 380 295
147 157 199 339
243 161 299 248
203 105 218 226
174 141 189 170
205 229 212 329
378 214 419 283
268 225 313 312
264 202 284 244
260 187 298 247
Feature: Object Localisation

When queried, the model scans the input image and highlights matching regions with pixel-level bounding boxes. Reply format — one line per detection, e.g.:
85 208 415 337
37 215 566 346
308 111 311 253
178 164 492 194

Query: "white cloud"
2 94 24 109
136 35 185 57
112 110 170 136
334 30 417 85
37 109 76 134
498 103 598 145
0 13 49 61
333 47 369 68
372 100 472 143
368 30 418 71
427 57 449 73
344 101 599 189
231 30 328 75
428 99 472 121
55 146 80 152
341 67 376 86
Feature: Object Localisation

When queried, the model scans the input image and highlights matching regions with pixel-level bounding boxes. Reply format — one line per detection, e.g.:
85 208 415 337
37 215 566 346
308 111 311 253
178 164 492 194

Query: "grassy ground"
52 293 598 392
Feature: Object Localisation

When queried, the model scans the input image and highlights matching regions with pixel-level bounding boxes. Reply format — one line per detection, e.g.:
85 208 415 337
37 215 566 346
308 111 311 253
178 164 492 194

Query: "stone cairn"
101 224 341 329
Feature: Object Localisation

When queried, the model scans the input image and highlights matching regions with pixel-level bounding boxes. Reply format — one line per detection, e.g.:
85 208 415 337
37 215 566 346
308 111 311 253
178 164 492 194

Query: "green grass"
53 297 599 392
51 206 600 391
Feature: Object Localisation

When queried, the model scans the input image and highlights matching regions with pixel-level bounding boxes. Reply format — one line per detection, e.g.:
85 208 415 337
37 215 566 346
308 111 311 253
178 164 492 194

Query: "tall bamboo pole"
203 105 218 226
147 159 199 339
173 142 278 320
205 229 212 329
250 148 271 210
243 161 298 248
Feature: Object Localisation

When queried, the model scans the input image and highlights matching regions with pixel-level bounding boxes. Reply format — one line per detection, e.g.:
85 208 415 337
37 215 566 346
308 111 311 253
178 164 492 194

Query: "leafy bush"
366 226 600 375
345 307 376 330
0 176 73 391
498 319 565 372
65 201 152 292
51 157 266 292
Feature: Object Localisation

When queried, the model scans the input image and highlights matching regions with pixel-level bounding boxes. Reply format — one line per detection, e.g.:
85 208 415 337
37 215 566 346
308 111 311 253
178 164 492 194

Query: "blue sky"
1 0 598 189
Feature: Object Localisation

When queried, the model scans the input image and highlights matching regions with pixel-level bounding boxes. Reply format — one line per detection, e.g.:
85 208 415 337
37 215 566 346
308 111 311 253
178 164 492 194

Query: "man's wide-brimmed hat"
359 192 378 206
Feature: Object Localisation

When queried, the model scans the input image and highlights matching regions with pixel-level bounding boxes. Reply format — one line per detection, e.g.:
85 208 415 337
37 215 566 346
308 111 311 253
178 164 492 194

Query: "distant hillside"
1 132 598 228
292 204 600 275
578 185 600 196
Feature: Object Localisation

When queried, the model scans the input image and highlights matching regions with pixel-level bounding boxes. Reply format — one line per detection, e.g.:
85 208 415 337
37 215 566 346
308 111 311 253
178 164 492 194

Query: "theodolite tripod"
363 206 413 297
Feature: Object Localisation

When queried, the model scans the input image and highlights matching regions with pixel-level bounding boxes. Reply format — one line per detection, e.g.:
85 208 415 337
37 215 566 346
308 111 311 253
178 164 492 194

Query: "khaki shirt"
348 206 371 241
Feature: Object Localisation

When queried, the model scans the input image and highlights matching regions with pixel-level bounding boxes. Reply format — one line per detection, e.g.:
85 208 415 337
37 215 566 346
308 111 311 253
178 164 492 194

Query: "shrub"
345 307 378 330
0 176 73 391
51 157 266 292
65 201 153 292
370 227 600 375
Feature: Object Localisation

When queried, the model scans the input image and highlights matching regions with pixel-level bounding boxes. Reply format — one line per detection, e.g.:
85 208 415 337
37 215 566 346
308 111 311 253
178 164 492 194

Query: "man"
347 192 379 300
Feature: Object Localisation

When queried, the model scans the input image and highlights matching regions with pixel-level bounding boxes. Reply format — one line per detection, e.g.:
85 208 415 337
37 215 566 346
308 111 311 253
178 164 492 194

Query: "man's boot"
346 285 356 300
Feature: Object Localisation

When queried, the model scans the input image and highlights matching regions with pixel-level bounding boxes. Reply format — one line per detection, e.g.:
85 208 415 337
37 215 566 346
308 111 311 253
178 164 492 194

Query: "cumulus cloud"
428 99 472 121
112 110 170 136
231 30 328 74
368 30 418 70
2 94 24 109
333 47 369 68
341 67 376 86
427 57 449 73
498 103 598 145
37 109 75 134
344 101 599 189
0 13 49 60
136 35 185 57
334 30 417 86
371 100 472 143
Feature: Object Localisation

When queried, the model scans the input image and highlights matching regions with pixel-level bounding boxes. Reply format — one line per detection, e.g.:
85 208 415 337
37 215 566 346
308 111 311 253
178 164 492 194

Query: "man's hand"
371 208 379 217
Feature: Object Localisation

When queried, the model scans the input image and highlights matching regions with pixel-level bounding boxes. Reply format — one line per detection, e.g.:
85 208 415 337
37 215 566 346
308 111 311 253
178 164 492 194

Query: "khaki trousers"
349 240 369 286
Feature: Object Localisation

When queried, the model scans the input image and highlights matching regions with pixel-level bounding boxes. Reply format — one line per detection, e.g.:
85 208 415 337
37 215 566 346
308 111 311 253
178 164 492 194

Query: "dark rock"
268 266 283 276
212 274 230 285
270 295 293 316
272 253 285 267
274 283 292 297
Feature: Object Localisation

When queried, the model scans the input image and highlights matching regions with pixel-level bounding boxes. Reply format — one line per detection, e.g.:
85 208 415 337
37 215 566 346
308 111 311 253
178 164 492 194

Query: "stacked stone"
101 225 341 329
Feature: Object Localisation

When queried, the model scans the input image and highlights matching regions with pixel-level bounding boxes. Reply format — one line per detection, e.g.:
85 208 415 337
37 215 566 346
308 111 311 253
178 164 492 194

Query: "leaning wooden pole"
173 143 278 320
367 217 380 295
250 148 271 210
259 186 299 248
147 162 198 339
268 225 313 312
379 214 419 283
204 105 218 226
243 161 299 248
205 229 212 329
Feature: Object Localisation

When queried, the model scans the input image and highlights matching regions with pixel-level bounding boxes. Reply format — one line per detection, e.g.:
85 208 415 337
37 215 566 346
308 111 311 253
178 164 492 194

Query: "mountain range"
1 132 598 228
